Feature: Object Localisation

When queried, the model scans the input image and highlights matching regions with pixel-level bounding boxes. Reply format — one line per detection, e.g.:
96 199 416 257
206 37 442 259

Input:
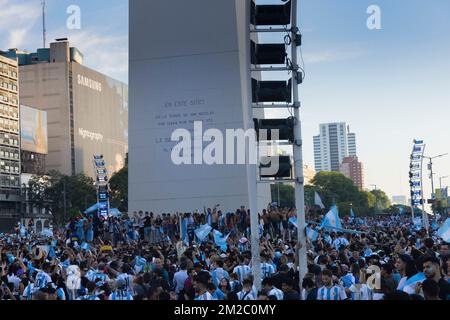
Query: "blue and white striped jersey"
233 265 251 284
237 290 256 300
194 291 216 301
211 268 229 287
109 290 134 301
317 285 347 300
268 287 284 301
260 263 275 280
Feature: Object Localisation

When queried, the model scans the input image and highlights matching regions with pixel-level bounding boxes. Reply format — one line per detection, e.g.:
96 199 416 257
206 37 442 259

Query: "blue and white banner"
350 208 356 218
289 217 298 228
436 218 450 243
194 224 212 242
213 230 230 252
321 206 342 229
400 272 426 291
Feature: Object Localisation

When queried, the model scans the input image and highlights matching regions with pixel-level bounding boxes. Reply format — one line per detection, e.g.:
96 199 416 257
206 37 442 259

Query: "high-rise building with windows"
0 54 21 230
313 122 357 172
3 39 128 180
340 156 364 190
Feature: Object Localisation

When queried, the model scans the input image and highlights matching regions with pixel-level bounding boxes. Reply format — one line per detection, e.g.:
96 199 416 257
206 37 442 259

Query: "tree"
270 184 295 208
370 189 391 211
310 171 388 216
27 171 96 225
109 153 128 212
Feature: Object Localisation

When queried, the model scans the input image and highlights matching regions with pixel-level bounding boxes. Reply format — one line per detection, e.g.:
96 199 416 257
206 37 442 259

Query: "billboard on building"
20 105 48 154
71 63 128 178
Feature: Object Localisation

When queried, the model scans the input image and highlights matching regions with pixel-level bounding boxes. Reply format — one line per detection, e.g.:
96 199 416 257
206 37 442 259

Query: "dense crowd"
0 205 449 301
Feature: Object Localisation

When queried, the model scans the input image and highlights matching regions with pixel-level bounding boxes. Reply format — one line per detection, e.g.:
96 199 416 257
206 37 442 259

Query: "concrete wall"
129 0 270 214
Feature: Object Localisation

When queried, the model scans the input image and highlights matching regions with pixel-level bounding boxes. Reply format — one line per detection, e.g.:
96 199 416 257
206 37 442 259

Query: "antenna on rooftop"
41 0 47 48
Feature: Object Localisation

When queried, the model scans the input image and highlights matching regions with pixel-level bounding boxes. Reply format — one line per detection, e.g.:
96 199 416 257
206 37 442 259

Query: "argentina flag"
213 230 230 251
436 218 450 243
314 192 325 209
400 272 426 292
194 224 212 242
289 217 298 228
321 206 342 230
350 208 356 219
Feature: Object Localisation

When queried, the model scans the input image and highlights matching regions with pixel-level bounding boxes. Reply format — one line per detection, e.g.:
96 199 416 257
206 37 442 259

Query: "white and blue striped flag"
194 224 212 242
321 206 342 230
350 208 356 218
315 192 325 209
213 230 230 252
436 218 450 243
400 272 426 292
289 217 298 228
81 242 90 251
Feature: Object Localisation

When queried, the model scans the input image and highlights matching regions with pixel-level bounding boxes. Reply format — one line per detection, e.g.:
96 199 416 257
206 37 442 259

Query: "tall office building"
0 55 21 230
313 123 357 172
3 39 128 180
340 156 364 190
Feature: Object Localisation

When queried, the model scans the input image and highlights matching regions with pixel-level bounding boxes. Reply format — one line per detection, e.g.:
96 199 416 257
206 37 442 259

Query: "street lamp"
423 153 448 201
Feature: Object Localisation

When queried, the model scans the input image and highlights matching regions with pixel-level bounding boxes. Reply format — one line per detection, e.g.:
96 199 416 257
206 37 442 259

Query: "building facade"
339 156 364 190
0 55 21 231
5 40 128 180
313 123 357 172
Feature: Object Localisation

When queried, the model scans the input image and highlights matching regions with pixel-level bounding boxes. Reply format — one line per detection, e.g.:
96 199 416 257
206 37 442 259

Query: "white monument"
129 0 271 214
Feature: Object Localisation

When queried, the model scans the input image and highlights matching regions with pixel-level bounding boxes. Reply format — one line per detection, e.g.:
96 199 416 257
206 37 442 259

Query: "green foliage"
109 153 128 212
271 184 295 208
370 189 391 211
27 171 96 225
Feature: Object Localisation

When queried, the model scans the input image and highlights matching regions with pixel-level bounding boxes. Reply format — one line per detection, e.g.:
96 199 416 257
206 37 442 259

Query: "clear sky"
1 0 450 203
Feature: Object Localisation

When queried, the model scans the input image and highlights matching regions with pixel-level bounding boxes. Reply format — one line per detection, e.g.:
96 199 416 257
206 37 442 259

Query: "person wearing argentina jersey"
232 255 251 284
260 254 275 280
193 271 216 301
77 282 100 301
210 260 229 287
262 277 284 301
237 279 256 300
33 262 53 293
86 263 110 285
108 263 135 294
22 279 35 301
109 279 133 300
317 270 347 300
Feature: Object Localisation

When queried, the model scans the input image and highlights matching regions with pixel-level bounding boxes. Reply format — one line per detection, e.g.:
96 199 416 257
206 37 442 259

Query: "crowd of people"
0 204 449 301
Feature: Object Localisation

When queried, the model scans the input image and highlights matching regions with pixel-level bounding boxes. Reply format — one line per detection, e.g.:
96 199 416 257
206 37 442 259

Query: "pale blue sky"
1 0 449 202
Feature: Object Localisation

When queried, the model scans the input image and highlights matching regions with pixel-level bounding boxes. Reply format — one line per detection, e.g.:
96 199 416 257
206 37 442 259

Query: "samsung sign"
77 74 102 92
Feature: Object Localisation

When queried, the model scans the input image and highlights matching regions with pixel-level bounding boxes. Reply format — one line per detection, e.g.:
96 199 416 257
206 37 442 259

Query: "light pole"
423 153 448 203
